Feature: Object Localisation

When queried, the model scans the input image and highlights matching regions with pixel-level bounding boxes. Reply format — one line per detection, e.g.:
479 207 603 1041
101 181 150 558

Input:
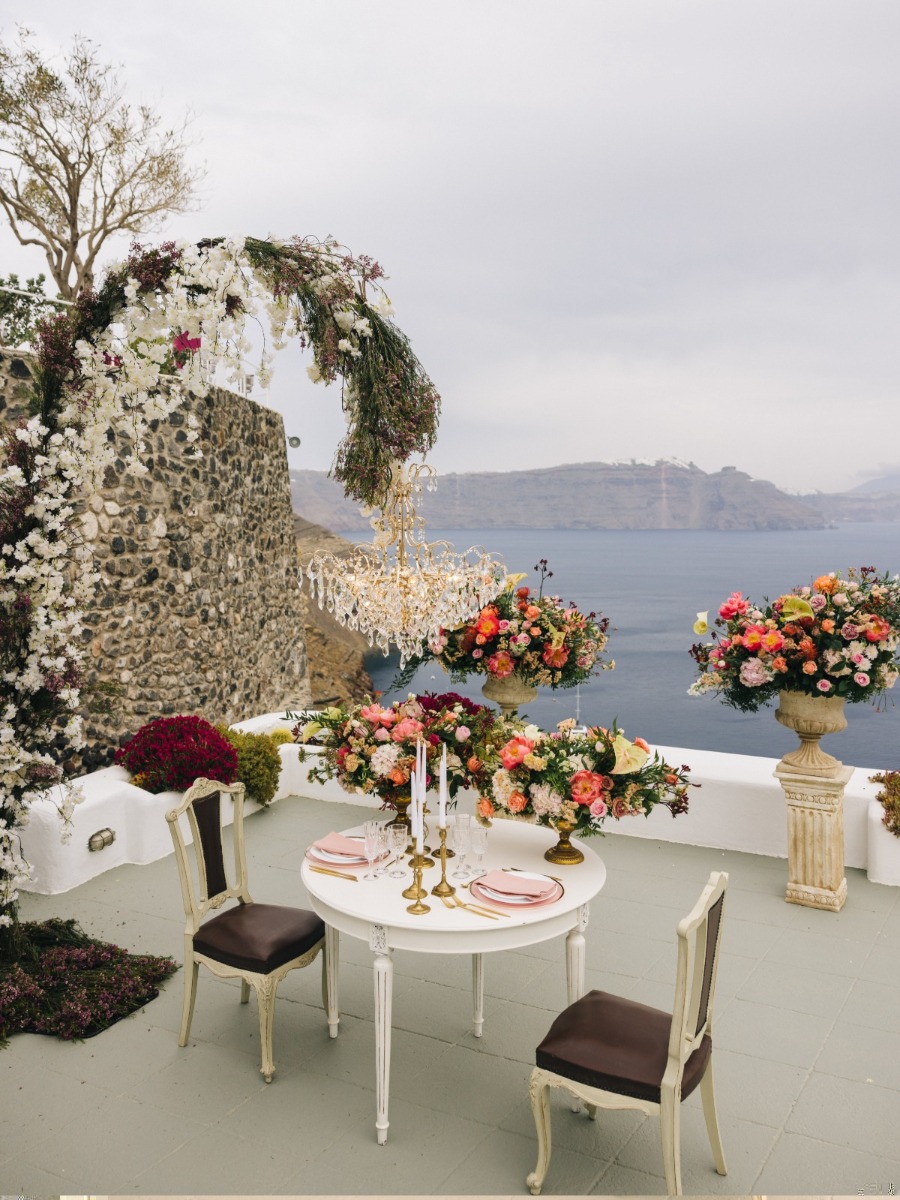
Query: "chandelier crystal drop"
306 461 507 666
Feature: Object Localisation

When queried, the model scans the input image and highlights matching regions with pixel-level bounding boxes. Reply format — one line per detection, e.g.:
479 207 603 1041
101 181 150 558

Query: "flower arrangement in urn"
296 692 496 809
426 560 612 690
475 718 693 852
689 568 900 711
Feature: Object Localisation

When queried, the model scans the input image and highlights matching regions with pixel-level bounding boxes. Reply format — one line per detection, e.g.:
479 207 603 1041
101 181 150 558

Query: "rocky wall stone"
1 351 311 771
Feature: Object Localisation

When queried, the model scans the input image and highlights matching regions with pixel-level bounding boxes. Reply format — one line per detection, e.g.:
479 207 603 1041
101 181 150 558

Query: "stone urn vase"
775 689 847 778
481 670 537 718
773 690 852 912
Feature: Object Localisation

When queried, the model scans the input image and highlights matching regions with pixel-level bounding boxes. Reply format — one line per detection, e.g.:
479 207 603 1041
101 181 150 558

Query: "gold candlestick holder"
431 826 455 897
409 838 434 870
405 864 430 914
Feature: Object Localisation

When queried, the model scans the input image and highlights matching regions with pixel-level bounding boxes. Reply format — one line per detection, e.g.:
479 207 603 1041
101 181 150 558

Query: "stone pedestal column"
774 762 853 911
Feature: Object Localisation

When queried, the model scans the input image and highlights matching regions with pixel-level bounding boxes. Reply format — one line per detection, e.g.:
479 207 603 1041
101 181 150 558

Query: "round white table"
301 818 607 1144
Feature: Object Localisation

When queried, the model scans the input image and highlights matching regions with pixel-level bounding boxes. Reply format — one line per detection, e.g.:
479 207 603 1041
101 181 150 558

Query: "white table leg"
370 924 393 1145
565 903 590 1112
472 952 484 1037
324 924 340 1038
565 902 590 1005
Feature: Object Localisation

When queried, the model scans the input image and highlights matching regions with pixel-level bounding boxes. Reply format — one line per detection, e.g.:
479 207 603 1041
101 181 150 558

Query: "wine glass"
388 824 408 877
363 819 381 880
469 824 488 878
450 813 472 878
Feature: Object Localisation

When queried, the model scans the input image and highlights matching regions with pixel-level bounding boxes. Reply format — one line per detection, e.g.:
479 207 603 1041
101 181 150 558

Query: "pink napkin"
477 870 556 898
313 831 366 857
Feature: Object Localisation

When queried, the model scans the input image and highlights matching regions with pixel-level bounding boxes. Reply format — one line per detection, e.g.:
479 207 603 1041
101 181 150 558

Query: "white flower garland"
0 235 402 920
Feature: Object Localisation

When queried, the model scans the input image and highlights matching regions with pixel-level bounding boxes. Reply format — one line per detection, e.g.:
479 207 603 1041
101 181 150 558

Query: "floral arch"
0 234 441 934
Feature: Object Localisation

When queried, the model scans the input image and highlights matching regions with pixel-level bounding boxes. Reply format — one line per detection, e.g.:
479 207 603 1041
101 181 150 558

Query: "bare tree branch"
0 30 204 298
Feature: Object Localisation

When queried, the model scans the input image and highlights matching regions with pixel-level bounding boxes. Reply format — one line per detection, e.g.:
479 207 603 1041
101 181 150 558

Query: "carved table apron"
302 819 607 1144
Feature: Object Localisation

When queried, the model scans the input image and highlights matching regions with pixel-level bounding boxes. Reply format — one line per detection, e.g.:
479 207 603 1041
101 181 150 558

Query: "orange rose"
388 767 407 784
477 796 495 819
507 791 528 813
820 619 835 633
802 661 818 675
467 755 483 773
525 604 541 619
813 575 837 594
634 737 650 752
772 656 788 673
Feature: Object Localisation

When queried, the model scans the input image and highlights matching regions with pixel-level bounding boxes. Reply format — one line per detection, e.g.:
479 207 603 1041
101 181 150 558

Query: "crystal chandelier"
306 461 506 665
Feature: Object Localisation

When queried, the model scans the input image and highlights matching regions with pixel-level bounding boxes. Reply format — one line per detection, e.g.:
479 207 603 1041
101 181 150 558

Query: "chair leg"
700 1060 728 1176
323 926 340 1038
254 976 278 1083
240 978 251 1004
179 960 200 1047
659 1089 682 1196
526 1069 553 1196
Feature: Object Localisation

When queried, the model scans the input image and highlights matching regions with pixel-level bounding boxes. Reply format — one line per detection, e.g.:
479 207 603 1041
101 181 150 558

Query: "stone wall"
1 351 311 770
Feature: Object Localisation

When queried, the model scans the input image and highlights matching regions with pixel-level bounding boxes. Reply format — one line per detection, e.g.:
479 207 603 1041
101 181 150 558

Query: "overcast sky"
3 1 898 494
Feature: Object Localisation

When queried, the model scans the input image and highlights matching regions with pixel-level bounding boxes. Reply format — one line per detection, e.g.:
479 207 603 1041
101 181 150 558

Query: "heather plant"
218 726 282 807
115 715 238 793
0 918 177 1044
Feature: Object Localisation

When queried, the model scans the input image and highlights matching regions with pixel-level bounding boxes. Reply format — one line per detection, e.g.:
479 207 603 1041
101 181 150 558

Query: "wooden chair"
527 871 728 1196
166 777 338 1081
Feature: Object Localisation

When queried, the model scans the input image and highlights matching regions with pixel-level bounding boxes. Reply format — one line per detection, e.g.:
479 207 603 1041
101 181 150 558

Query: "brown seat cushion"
194 903 325 974
535 990 712 1104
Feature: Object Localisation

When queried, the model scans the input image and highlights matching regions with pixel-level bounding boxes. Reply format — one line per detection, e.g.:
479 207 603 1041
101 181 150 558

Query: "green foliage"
268 727 294 747
218 726 282 807
0 272 52 347
870 771 900 838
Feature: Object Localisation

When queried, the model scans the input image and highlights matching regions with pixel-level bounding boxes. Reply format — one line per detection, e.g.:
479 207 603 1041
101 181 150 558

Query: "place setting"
467 868 564 910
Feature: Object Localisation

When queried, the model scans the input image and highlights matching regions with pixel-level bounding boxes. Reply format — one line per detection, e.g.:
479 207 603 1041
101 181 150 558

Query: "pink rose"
854 672 870 687
719 591 750 620
455 726 471 742
374 727 391 742
472 648 483 659
589 798 608 819
391 717 424 742
817 680 833 692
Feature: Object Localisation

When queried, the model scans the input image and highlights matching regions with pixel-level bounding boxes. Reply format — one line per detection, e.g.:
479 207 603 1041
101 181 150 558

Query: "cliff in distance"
291 460 826 532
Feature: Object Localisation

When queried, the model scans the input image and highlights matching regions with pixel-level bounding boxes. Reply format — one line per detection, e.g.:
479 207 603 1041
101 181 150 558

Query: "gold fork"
440 894 499 920
449 893 507 919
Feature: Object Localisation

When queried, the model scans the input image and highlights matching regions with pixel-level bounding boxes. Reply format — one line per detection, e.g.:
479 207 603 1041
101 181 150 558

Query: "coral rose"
813 574 838 594
507 791 528 813
570 770 603 803
477 796 495 820
499 735 534 769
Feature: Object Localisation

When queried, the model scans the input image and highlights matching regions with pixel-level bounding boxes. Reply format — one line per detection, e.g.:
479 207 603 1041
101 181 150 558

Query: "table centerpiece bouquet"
474 717 693 863
295 692 496 824
688 567 900 711
414 561 613 715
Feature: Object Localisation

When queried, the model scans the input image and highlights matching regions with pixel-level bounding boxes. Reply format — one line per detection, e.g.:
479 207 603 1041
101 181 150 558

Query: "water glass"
469 824 488 877
363 819 381 880
388 823 408 877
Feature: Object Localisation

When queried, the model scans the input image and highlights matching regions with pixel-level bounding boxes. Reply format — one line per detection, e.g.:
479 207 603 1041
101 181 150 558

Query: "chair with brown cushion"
527 871 728 1196
166 776 338 1082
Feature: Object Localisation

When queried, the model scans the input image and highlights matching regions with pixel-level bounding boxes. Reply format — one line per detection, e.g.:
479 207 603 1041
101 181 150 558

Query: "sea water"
363 524 900 772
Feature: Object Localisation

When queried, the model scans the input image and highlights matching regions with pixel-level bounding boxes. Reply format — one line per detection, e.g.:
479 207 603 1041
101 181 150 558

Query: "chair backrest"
664 871 728 1091
166 777 252 932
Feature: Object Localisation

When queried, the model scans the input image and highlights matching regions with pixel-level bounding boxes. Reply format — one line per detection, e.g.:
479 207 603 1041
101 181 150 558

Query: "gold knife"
309 865 359 881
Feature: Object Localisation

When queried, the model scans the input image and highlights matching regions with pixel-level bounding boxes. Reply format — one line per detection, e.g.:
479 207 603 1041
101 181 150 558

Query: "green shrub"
218 726 282 807
870 771 900 838
268 728 294 747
